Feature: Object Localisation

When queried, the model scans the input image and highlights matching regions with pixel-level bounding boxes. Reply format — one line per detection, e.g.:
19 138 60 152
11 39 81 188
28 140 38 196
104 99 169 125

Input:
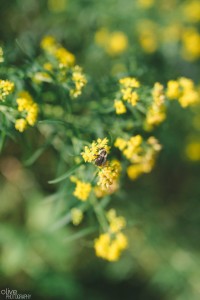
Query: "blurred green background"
0 0 200 299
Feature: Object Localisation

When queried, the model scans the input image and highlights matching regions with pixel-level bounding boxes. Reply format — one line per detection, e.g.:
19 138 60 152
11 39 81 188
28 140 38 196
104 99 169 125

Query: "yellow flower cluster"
115 135 143 163
181 27 200 61
71 176 92 201
94 180 119 198
167 77 200 107
70 208 83 225
145 82 166 130
115 135 161 180
70 66 87 98
81 138 110 163
40 35 75 68
15 91 39 132
95 28 128 55
97 160 121 190
114 100 127 114
0 80 14 101
0 47 4 63
114 77 140 114
94 209 128 261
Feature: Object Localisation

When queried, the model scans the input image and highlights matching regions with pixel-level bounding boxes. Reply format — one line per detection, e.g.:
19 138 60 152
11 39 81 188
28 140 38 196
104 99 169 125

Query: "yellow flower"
119 77 140 88
0 80 14 101
106 31 128 55
26 103 39 126
106 209 126 233
114 138 127 151
72 178 91 201
94 180 119 198
54 47 75 67
71 208 83 225
178 77 199 107
166 80 180 99
114 100 127 114
127 164 143 180
145 82 166 129
81 138 110 163
16 91 39 130
15 119 27 132
94 28 128 56
122 135 143 162
119 77 140 107
40 35 57 52
181 28 200 61
70 66 87 98
97 160 121 190
94 232 128 261
43 62 53 71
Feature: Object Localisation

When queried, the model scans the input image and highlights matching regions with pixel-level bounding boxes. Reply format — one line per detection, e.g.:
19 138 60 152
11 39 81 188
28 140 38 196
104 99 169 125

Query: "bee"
94 148 107 166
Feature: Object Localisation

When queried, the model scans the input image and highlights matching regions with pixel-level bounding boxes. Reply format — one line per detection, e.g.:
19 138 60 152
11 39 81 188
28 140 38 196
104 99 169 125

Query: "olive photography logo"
1 288 31 299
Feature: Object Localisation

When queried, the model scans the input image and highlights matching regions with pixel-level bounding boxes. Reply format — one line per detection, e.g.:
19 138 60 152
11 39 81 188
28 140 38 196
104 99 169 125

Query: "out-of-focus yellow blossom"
115 135 161 180
54 47 75 68
94 231 128 261
114 100 127 114
70 66 87 98
40 36 75 67
15 119 27 133
182 0 200 23
95 28 128 55
119 77 140 89
106 32 128 55
127 137 161 180
114 137 127 151
119 77 140 107
185 142 200 161
71 177 92 201
127 164 144 180
81 138 110 163
94 180 119 198
181 28 200 61
166 80 180 99
166 77 200 107
106 209 126 234
40 35 57 52
115 135 143 163
137 20 158 53
0 47 4 63
137 0 154 9
15 91 39 131
178 77 199 107
0 80 14 101
71 208 83 225
97 160 121 190
145 82 166 129
43 62 53 71
48 0 67 13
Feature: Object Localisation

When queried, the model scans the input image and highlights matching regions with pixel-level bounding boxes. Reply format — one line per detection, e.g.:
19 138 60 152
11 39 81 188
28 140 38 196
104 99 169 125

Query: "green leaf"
64 227 97 243
24 146 47 166
48 162 83 184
